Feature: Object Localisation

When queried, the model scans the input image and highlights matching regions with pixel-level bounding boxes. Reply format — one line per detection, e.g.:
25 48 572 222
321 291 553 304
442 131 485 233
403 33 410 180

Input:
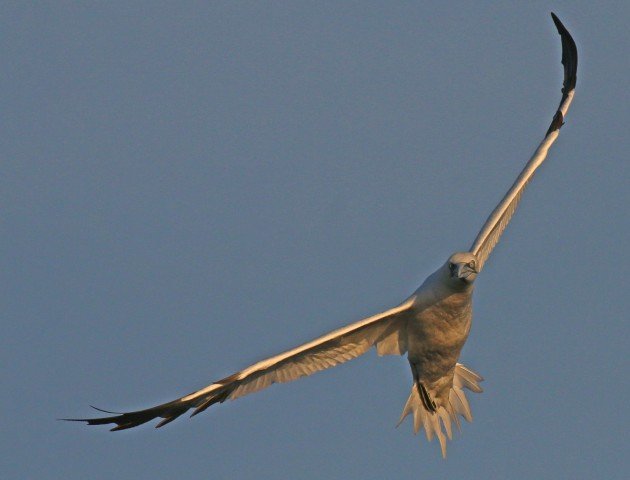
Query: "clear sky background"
3 2 629 479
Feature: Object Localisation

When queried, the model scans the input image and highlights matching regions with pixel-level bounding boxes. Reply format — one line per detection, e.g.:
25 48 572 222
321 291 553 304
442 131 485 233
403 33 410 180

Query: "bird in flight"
66 13 577 457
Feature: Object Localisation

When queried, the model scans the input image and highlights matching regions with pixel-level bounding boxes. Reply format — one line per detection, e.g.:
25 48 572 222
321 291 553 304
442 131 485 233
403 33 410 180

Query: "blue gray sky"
3 2 629 479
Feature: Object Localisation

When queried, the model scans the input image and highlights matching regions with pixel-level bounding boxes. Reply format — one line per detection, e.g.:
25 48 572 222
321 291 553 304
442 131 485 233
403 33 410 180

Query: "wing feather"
64 298 414 430
470 13 577 271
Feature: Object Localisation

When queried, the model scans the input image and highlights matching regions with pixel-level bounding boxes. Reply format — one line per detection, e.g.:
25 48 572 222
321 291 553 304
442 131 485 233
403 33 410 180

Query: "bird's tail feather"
396 363 483 458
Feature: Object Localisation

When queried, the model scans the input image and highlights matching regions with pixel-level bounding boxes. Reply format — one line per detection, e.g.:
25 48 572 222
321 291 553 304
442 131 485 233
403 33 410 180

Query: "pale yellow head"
446 252 478 285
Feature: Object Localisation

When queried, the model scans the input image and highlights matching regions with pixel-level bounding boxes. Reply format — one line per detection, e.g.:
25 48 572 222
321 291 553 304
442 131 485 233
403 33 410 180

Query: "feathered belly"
406 300 472 399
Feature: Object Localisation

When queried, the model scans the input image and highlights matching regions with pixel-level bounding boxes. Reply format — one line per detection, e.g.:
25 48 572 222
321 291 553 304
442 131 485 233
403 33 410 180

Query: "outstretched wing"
65 298 414 431
469 13 577 272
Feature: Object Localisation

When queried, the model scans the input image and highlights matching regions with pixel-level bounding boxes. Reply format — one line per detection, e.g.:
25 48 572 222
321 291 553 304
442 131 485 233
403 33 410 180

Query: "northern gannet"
66 13 577 458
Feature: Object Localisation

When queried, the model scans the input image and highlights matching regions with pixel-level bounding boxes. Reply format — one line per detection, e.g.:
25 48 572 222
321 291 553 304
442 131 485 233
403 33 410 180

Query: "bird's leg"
410 362 437 413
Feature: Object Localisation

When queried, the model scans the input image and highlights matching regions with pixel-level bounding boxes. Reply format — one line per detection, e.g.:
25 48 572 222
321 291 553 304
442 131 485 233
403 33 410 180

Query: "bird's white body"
407 266 473 400
386 255 480 455
68 14 577 459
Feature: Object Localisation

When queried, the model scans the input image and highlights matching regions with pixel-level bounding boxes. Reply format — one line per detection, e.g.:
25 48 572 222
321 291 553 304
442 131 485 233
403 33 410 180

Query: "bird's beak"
456 264 477 280
455 264 467 278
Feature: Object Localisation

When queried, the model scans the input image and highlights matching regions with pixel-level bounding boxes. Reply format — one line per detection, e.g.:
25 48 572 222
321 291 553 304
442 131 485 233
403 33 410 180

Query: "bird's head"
445 252 479 285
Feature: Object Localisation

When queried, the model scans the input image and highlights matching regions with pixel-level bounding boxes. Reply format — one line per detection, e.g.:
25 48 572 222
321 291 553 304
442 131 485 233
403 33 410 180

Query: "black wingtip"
550 12 570 41
550 12 578 91
89 405 123 415
550 12 561 27
545 13 577 135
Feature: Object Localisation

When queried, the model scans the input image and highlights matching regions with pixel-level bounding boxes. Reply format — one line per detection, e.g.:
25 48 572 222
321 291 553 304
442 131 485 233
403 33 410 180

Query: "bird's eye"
469 260 476 269
448 262 456 273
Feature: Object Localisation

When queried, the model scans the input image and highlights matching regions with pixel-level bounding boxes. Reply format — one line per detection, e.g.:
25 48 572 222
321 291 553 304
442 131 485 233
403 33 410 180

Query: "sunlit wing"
470 13 577 272
65 298 415 430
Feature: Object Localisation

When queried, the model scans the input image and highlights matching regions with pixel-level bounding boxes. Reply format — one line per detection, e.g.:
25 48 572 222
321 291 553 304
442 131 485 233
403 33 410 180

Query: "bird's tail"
396 363 483 458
